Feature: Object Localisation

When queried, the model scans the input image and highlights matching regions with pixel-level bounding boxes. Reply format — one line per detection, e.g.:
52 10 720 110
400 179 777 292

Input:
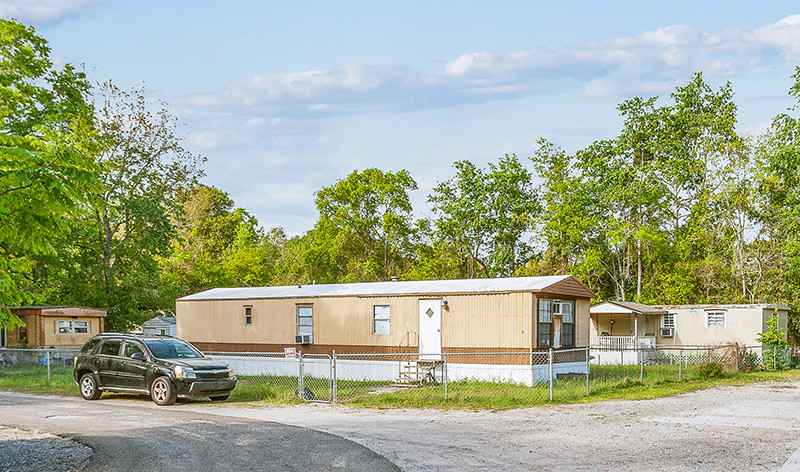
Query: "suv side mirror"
131 352 145 361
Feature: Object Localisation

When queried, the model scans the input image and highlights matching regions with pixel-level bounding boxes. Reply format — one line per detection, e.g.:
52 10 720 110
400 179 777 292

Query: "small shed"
142 316 176 336
1 306 106 349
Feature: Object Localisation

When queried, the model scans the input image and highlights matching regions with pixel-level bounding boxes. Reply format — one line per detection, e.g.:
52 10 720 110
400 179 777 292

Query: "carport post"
298 351 304 400
332 350 337 403
548 348 554 401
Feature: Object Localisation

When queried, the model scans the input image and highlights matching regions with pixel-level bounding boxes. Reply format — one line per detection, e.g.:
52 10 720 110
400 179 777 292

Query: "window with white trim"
57 320 89 334
296 306 313 337
373 305 390 335
661 313 675 329
706 311 725 328
244 306 253 326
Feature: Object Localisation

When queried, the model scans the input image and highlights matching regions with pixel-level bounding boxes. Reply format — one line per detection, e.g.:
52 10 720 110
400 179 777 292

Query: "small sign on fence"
284 347 297 358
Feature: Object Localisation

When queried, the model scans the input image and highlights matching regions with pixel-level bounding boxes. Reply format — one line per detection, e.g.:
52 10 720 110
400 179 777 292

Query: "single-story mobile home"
1 306 106 349
589 301 790 365
176 275 596 385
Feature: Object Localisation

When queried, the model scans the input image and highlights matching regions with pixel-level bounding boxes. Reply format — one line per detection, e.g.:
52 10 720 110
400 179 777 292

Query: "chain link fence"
0 344 794 405
589 344 793 387
333 349 592 404
0 348 79 381
204 351 333 403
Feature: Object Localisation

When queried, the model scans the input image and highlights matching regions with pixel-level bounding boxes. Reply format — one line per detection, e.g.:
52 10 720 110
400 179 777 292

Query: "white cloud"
0 0 106 25
178 15 800 121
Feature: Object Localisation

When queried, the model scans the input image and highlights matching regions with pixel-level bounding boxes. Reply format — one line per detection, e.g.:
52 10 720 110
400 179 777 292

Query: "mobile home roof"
177 275 591 301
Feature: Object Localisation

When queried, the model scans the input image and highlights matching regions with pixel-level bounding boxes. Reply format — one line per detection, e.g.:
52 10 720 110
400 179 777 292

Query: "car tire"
150 376 177 406
79 373 102 400
209 394 229 401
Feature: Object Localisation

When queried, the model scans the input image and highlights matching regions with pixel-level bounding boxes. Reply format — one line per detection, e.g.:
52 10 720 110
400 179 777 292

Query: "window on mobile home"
706 311 725 328
244 306 253 326
297 306 313 336
373 305 390 335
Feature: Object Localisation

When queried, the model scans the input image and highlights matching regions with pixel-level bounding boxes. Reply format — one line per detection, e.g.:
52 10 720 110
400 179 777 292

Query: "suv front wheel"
79 373 102 400
151 376 177 405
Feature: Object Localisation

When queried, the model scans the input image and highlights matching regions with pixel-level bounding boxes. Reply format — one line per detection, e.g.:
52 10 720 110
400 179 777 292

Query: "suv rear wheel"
79 373 102 400
150 376 177 405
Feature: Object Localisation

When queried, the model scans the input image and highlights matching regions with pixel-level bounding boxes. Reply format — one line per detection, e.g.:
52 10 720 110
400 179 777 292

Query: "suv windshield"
143 339 204 359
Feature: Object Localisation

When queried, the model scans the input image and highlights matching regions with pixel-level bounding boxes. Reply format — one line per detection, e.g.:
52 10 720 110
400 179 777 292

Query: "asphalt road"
0 392 399 472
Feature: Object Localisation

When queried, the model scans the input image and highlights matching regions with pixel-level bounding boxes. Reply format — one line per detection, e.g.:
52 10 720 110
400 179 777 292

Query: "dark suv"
73 333 236 405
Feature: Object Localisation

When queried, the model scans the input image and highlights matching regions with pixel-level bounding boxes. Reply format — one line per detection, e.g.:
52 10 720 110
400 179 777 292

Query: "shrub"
698 362 725 379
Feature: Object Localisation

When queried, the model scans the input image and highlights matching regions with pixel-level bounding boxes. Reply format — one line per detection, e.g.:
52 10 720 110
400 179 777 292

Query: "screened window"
244 306 253 326
661 313 675 329
706 311 725 328
373 305 390 335
58 320 89 334
297 306 313 336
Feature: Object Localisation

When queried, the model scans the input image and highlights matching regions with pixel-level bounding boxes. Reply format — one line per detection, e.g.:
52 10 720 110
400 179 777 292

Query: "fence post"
444 354 448 400
678 356 682 381
47 349 51 382
332 350 337 403
639 346 644 383
773 345 777 370
585 347 590 396
298 351 304 400
548 348 554 401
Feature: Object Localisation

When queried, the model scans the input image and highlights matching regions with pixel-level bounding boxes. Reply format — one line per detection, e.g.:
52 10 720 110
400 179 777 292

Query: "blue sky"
5 1 800 234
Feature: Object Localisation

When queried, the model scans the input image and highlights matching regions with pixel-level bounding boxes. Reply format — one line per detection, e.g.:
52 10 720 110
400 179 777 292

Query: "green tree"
161 185 286 293
428 155 540 278
40 82 205 330
308 168 418 283
0 19 99 327
754 66 800 331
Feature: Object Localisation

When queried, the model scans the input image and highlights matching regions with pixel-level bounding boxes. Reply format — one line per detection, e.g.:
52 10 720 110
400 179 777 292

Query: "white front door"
418 299 442 360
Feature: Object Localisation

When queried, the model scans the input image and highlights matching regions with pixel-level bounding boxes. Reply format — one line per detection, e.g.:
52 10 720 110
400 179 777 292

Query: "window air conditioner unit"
295 334 312 344
660 328 674 337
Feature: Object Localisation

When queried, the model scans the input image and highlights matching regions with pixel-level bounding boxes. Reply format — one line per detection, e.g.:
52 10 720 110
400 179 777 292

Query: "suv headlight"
174 366 197 379
225 368 235 377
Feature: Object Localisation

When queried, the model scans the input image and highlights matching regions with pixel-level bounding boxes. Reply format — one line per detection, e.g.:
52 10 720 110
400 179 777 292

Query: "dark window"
244 306 253 326
81 338 102 353
561 323 574 347
538 299 552 348
123 342 145 359
99 340 121 356
144 339 204 359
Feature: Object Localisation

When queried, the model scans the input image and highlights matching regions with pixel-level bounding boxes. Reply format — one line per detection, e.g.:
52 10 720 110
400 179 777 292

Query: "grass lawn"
2 364 799 410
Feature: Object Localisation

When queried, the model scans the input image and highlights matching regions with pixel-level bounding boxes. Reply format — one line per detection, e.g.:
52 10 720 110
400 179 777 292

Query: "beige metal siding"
442 292 531 349
661 307 789 346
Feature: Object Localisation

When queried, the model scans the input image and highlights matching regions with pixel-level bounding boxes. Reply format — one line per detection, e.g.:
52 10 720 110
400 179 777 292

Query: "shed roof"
142 316 176 327
177 275 596 301
590 301 668 315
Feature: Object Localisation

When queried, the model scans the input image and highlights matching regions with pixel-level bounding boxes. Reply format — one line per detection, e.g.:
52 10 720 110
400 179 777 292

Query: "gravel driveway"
183 379 800 471
3 379 800 471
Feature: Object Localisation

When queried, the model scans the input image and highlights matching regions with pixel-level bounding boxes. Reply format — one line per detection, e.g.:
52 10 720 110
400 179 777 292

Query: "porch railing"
590 336 656 350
